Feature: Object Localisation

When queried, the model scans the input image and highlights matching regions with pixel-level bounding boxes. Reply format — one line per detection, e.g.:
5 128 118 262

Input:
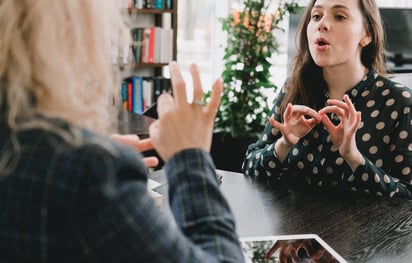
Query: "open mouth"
315 38 329 46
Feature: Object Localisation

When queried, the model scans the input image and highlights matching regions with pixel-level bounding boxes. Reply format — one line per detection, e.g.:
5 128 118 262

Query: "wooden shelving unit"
123 1 178 76
118 1 178 115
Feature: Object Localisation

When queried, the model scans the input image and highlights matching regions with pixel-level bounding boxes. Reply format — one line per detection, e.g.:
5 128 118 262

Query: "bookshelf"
118 0 178 114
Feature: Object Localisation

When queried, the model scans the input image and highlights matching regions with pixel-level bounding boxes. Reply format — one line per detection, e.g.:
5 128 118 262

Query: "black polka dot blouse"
242 70 412 198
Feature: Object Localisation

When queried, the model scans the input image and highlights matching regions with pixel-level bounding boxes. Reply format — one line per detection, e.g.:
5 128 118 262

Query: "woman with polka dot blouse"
242 0 412 198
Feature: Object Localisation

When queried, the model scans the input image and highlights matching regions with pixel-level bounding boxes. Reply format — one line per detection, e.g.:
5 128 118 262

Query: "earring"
361 40 369 47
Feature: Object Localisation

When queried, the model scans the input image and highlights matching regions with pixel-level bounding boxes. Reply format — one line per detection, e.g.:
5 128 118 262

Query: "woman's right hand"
148 62 222 162
270 103 321 145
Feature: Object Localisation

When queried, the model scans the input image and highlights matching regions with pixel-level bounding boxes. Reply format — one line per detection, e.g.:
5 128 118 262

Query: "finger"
311 247 327 260
306 117 321 127
283 103 293 121
324 98 349 110
190 63 204 102
156 93 174 118
205 78 223 118
290 248 301 261
110 133 139 144
111 134 150 151
319 105 345 118
343 94 357 114
168 61 187 105
352 111 362 131
291 105 321 120
269 116 284 131
348 111 362 134
143 156 159 168
135 138 155 152
264 241 283 261
148 121 159 141
320 113 335 131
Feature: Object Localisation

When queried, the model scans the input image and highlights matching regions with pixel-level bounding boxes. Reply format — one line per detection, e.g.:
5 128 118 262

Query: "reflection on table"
150 169 412 263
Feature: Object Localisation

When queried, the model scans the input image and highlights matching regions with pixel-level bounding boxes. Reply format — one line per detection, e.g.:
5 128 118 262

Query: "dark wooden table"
121 110 412 262
151 169 412 263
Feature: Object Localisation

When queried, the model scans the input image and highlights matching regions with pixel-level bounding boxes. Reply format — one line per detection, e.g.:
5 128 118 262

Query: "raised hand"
149 62 222 161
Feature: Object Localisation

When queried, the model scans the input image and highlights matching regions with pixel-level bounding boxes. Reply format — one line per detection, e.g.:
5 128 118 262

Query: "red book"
148 26 156 63
127 81 132 112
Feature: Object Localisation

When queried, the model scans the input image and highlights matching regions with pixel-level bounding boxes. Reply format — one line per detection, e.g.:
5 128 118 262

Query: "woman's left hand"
319 95 364 170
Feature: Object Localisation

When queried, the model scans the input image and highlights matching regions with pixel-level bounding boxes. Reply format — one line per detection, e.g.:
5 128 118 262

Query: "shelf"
118 63 169 69
118 1 178 115
123 8 176 15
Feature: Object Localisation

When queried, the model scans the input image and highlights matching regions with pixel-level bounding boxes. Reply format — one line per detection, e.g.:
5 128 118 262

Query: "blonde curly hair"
0 0 127 135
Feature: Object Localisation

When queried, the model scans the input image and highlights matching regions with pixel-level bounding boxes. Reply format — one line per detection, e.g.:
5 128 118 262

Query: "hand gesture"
319 94 361 159
269 103 321 145
149 62 222 161
111 134 159 168
264 239 339 263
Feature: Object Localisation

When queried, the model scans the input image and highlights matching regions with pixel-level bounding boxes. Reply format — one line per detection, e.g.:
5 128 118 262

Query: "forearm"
165 149 244 262
342 149 365 172
242 136 290 179
274 137 294 162
343 155 412 199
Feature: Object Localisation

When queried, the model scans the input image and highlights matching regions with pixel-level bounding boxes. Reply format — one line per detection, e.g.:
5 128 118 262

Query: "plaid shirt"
0 121 244 262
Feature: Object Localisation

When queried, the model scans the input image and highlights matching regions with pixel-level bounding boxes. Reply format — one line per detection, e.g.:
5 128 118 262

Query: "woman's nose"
317 18 329 32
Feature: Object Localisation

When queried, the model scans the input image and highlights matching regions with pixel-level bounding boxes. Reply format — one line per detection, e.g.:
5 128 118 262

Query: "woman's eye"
335 15 346 21
311 14 321 21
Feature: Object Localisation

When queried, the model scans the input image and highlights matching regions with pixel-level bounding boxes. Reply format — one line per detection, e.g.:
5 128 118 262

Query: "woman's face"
306 0 371 69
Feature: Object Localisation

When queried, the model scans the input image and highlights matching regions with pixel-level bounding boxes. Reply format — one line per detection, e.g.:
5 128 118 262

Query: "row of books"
118 0 173 9
121 76 171 114
131 26 174 64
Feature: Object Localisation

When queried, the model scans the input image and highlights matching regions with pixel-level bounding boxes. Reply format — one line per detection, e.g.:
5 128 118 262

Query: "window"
175 0 412 102
176 0 292 103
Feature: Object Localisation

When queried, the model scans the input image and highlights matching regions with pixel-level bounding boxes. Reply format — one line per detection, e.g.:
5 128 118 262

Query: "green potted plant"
207 0 301 172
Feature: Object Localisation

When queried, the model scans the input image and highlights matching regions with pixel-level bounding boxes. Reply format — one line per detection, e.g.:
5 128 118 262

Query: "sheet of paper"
147 179 163 206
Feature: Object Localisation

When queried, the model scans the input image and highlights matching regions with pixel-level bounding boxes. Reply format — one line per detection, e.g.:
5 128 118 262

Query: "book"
131 28 143 64
121 80 128 110
142 77 154 111
134 0 144 9
148 26 156 63
145 0 156 9
155 0 163 9
165 0 172 9
154 27 162 63
240 234 347 263
130 76 144 114
127 81 132 112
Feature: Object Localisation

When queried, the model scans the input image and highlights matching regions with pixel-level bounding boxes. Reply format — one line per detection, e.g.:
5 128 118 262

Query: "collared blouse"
243 70 412 198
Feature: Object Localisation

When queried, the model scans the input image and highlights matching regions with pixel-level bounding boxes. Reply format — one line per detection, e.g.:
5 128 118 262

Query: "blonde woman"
0 1 244 262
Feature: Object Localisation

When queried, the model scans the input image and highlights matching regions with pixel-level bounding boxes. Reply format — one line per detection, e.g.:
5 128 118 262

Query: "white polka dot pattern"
242 71 412 198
